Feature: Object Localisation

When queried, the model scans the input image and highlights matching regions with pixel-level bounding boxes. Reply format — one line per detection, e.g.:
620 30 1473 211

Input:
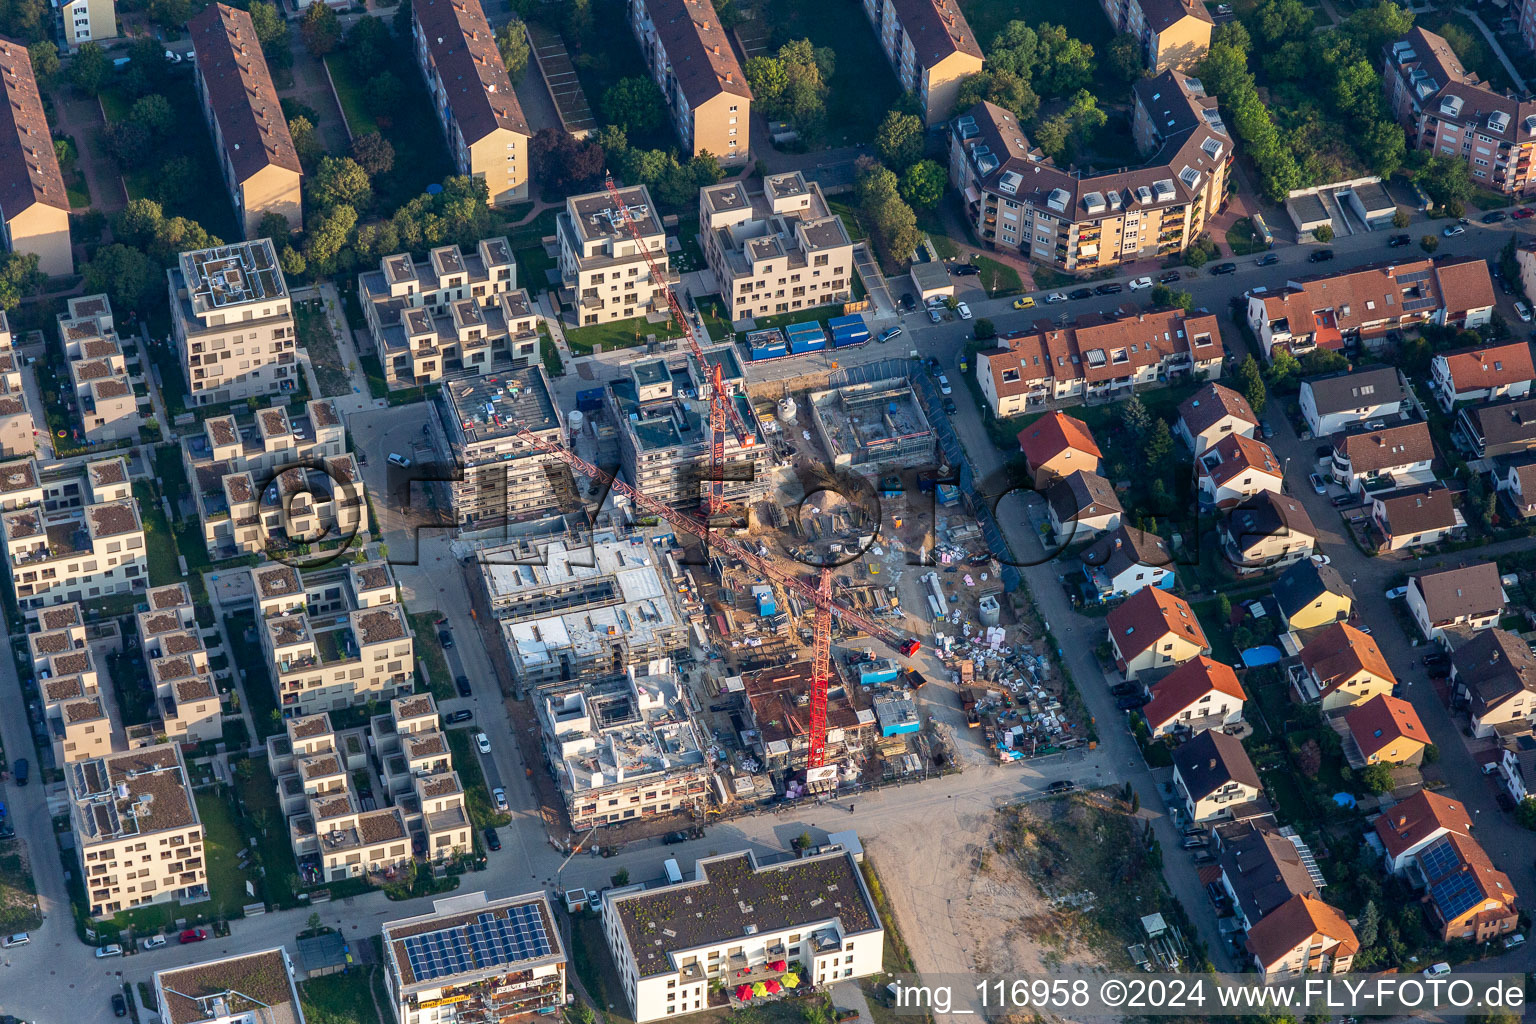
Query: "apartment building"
180 399 356 560
33 608 112 764
368 694 473 861
630 0 750 165
138 583 223 745
977 307 1223 417
58 294 141 443
558 185 673 325
250 559 413 719
742 660 878 773
189 4 302 236
0 312 34 456
950 74 1229 272
1385 28 1536 195
605 351 769 510
357 239 540 390
1249 258 1495 364
438 369 573 529
700 173 853 322
154 948 306 1024
169 240 298 407
2 480 144 610
384 891 567 1024
411 0 530 205
537 669 708 829
1098 0 1212 72
859 0 982 125
602 849 883 1022
0 38 72 276
69 746 206 919
58 0 117 49
481 533 687 689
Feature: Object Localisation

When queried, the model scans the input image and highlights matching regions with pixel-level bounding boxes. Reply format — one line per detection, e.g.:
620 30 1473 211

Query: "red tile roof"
1373 789 1472 859
1017 411 1101 470
1178 382 1258 436
0 36 68 215
1142 655 1245 731
1198 432 1281 488
1245 894 1359 968
1438 341 1535 392
1107 587 1208 661
642 0 752 104
1345 694 1428 761
1336 421 1434 474
189 4 301 180
1298 622 1397 695
1434 258 1498 318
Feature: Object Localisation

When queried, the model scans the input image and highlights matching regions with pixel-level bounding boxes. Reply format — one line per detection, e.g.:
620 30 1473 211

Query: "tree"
279 245 307 278
1033 115 1070 160
84 245 159 310
249 1 287 47
899 160 945 208
364 72 405 121
1144 419 1173 468
351 132 395 177
1420 234 1439 253
311 156 372 211
289 115 323 168
497 18 530 82
149 0 192 28
68 42 109 96
1295 738 1323 777
1107 32 1143 82
1392 207 1410 229
1121 395 1152 438
530 128 605 194
1415 155 1473 209
303 204 358 276
1357 899 1380 948
1150 285 1194 312
300 1 341 57
257 211 291 241
1342 0 1415 56
601 77 666 137
874 110 924 171
1237 355 1267 414
1313 224 1334 244
1299 349 1349 376
744 55 788 105
1266 347 1301 388
612 866 630 887
1361 763 1394 794
27 41 58 86
1517 797 1536 831
344 17 394 78
306 912 325 936
973 318 996 341
0 252 40 308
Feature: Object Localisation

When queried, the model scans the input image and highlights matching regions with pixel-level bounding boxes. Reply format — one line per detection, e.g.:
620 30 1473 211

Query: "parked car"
1254 253 1280 266
1331 494 1360 508
1483 211 1508 223
899 293 916 312
1209 262 1237 275
1159 270 1182 283
1423 963 1452 978
1443 224 1466 237
2 933 29 948
438 629 454 649
1422 652 1449 669
949 263 979 276
1309 473 1327 494
1517 301 1532 323
1116 693 1149 710
937 374 952 395
1503 933 1526 949
1388 233 1412 247
943 398 957 415
493 787 508 812
1516 208 1536 219
956 302 973 320
1127 276 1153 290
927 305 942 323
179 929 207 944
475 731 491 754
97 944 124 958
112 993 128 1018
1110 682 1141 697
1012 296 1036 309
1069 287 1094 300
663 830 690 845
1311 553 1332 565
1308 249 1335 263
388 452 411 468
1095 282 1123 295
354 449 368 466
446 709 473 725
1181 836 1205 849
141 935 167 950
1497 792 1518 812
1260 420 1274 439
11 759 25 786
1043 292 1067 303
878 326 902 342
1045 780 1076 794
484 827 502 851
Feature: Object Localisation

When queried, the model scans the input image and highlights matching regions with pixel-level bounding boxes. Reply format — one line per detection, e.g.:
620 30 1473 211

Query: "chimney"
725 71 733 83
1209 758 1218 769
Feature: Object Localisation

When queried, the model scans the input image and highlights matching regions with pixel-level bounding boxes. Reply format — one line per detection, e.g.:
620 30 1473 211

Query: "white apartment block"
181 399 358 560
558 185 673 326
138 583 223 745
0 312 34 457
69 746 207 919
700 172 854 323
250 559 413 719
2 474 145 610
357 240 541 391
384 891 567 1024
603 849 884 1022
537 668 708 830
59 0 117 50
369 693 474 861
31 602 112 764
168 240 298 407
59 294 142 444
154 947 306 1024
438 370 570 529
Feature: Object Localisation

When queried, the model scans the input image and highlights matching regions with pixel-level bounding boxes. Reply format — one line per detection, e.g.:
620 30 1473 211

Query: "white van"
664 858 682 885
2 932 28 947
1423 962 1451 977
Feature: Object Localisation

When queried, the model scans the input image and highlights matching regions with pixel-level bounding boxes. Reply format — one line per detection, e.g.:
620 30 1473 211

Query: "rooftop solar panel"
1419 837 1460 880
1430 872 1483 920
402 905 554 982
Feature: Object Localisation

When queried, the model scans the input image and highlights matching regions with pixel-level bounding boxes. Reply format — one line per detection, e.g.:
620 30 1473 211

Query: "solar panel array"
1430 871 1484 921
1419 836 1460 880
402 906 553 983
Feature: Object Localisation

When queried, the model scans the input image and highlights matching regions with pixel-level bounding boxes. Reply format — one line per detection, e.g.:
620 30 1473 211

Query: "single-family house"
1177 381 1258 455
1081 523 1174 599
1171 728 1262 823
1418 832 1518 943
1370 484 1464 552
1244 894 1359 980
1197 432 1283 509
1142 655 1245 738
1405 561 1505 642
1450 628 1536 738
1429 341 1535 412
1298 366 1408 437
1494 456 1536 518
1044 470 1122 546
1372 789 1474 875
1292 622 1396 712
1106 586 1209 681
1457 398 1536 459
1219 491 1317 574
1271 559 1354 631
1345 693 1429 766
1497 733 1536 803
1330 421 1435 495
1017 411 1101 488
1213 820 1319 933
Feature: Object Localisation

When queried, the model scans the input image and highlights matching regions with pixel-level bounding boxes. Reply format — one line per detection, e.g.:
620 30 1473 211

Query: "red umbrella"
765 979 782 994
736 986 753 1001
769 960 788 973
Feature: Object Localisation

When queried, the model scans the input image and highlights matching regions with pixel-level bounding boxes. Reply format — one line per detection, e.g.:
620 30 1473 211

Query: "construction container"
827 313 870 348
575 387 605 412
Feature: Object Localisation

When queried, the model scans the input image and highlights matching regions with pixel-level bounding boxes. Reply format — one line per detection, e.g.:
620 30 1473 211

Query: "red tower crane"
601 176 753 518
514 427 919 769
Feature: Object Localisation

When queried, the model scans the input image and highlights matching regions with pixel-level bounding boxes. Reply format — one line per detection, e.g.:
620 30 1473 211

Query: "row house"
357 240 539 390
1428 340 1534 412
369 695 473 862
1457 396 1536 459
1330 421 1435 495
138 583 222 745
977 307 1222 418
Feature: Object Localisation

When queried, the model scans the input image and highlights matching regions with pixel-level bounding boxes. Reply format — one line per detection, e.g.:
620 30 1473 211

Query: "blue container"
792 335 826 354
751 344 788 361
575 388 605 412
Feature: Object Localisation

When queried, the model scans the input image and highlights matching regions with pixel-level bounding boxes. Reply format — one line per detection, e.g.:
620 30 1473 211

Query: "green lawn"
324 52 454 209
445 728 511 828
1226 218 1270 256
827 199 870 242
195 791 258 916
407 611 455 701
0 849 43 933
299 967 383 1024
295 300 354 398
133 480 184 587
974 256 1023 298
57 136 92 209
226 611 284 740
693 292 735 341
513 244 556 295
761 0 904 147
564 314 684 355
156 445 213 578
539 323 563 378
323 54 380 135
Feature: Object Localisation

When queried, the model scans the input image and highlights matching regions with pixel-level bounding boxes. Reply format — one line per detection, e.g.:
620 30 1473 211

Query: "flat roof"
443 368 560 444
179 240 289 316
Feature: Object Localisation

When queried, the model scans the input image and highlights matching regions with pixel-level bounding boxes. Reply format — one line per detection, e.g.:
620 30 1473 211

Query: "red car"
179 928 208 944
1514 208 1535 219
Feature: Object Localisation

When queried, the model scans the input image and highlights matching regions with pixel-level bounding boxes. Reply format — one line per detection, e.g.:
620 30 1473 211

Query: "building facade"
59 294 142 443
438 369 573 528
59 0 117 49
558 185 672 326
1097 0 1212 72
858 0 983 125
2 481 145 610
0 38 72 276
629 0 750 164
169 240 297 407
